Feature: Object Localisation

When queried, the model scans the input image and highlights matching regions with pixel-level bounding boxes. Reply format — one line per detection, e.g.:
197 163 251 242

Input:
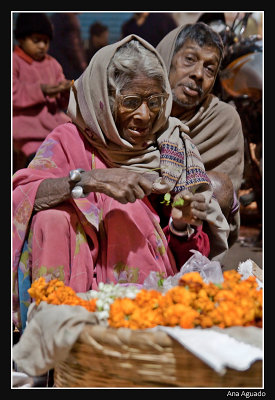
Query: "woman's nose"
133 102 151 121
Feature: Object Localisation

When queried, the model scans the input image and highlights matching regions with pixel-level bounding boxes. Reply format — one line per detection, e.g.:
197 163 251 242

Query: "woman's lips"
128 127 149 136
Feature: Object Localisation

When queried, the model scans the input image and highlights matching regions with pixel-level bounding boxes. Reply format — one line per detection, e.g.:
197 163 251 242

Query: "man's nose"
190 61 204 80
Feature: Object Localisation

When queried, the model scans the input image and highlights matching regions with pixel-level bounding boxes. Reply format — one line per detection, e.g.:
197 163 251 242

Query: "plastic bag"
143 250 224 292
237 259 263 289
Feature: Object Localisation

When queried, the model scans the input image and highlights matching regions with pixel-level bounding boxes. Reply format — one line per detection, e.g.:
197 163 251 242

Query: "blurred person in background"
13 13 72 172
85 21 109 62
121 12 177 47
49 13 87 80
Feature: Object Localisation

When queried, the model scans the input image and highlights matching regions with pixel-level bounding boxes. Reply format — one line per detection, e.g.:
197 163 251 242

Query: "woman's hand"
171 190 208 230
79 168 153 204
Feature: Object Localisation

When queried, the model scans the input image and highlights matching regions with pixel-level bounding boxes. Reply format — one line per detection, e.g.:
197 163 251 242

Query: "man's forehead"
176 39 220 61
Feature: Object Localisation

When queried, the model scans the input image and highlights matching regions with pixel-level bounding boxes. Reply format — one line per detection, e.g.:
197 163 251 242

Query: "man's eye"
206 66 216 75
185 56 195 62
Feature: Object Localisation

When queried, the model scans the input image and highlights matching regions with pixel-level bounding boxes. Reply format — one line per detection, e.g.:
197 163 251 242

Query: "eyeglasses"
117 93 169 112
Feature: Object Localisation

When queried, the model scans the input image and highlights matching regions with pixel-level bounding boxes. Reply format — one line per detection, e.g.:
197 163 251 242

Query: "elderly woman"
13 35 229 330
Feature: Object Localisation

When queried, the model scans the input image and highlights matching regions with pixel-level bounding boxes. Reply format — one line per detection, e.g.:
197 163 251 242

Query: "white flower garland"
86 282 141 321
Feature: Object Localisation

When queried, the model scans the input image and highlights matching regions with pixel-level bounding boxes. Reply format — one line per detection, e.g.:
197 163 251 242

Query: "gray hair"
107 39 166 116
174 22 224 62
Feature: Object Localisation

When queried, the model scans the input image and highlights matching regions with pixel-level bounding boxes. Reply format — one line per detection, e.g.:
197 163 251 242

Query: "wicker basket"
54 325 262 388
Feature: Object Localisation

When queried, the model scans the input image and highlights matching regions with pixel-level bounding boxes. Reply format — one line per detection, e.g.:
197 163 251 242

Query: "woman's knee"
32 206 73 235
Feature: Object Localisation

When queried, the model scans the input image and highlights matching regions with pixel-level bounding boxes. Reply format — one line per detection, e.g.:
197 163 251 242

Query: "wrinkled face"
115 76 165 147
19 34 50 61
169 38 220 112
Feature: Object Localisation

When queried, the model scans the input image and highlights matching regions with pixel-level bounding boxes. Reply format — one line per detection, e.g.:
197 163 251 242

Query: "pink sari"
13 123 181 327
13 35 219 329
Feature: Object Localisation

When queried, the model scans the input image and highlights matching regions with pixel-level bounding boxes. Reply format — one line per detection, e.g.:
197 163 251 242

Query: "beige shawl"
67 34 210 194
67 34 229 260
156 26 244 193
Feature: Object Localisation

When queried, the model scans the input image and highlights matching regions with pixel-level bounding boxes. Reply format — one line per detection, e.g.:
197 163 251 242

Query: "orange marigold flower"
165 286 194 306
198 314 214 328
163 304 192 326
193 296 215 313
179 308 200 329
108 298 137 328
223 270 242 282
135 289 162 309
29 271 263 331
179 272 204 292
130 307 161 329
204 282 220 298
214 289 235 303
28 277 97 312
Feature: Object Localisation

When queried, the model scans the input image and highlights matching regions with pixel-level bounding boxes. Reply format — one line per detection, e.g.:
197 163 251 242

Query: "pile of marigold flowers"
108 270 262 330
28 277 97 312
28 270 262 330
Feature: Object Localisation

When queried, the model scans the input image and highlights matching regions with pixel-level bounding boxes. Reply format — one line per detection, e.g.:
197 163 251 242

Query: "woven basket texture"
54 325 262 388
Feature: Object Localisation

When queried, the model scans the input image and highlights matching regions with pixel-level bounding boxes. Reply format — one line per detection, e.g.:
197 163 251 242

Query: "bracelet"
69 169 87 199
168 217 195 237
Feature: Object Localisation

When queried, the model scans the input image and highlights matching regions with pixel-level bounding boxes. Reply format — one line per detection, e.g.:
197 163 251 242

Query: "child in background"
13 13 72 171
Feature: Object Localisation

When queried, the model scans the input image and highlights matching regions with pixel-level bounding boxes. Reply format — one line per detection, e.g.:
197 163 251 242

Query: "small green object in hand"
160 193 185 207
172 198 185 207
160 193 171 206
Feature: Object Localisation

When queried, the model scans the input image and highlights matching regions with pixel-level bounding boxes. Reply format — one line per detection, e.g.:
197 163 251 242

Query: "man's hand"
78 168 153 204
171 190 207 230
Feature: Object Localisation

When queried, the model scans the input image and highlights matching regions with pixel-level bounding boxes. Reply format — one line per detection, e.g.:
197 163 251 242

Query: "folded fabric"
12 371 34 388
13 301 100 376
157 325 262 375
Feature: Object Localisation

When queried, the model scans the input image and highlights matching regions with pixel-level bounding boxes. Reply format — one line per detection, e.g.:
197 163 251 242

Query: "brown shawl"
156 26 244 193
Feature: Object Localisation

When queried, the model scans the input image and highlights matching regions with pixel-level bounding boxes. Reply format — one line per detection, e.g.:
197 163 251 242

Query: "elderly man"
157 22 244 247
